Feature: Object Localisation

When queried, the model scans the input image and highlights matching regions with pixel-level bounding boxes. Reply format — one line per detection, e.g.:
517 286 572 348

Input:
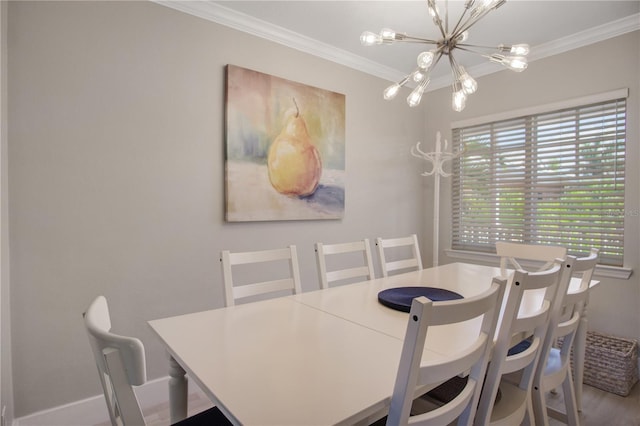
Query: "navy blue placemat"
378 286 463 313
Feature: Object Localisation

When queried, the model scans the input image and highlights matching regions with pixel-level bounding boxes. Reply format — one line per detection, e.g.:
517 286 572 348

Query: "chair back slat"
376 234 423 277
315 239 374 289
496 241 567 277
221 245 302 306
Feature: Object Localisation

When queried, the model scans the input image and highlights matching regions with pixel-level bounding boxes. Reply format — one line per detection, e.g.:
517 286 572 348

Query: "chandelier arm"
428 1 447 39
452 10 484 36
457 43 503 51
449 53 463 80
456 16 484 36
456 7 497 36
434 17 447 39
448 54 460 81
396 35 441 44
432 49 445 70
449 5 473 39
454 45 493 57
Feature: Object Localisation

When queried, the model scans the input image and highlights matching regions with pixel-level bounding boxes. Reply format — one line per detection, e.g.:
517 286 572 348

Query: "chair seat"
425 374 502 406
424 375 468 404
488 382 527 426
507 337 532 356
173 406 232 426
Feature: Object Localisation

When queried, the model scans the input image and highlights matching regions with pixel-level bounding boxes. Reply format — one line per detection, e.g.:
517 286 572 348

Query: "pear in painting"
267 99 322 196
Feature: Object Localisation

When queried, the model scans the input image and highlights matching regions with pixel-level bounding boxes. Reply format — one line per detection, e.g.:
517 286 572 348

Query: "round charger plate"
377 286 463 313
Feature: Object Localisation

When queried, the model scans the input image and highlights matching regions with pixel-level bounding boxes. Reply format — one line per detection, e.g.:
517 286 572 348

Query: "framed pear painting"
224 65 345 222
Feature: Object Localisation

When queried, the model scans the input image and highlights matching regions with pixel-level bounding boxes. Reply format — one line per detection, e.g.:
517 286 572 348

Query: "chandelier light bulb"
427 0 439 18
380 28 396 42
383 76 410 100
493 0 507 9
406 78 430 107
470 4 486 18
471 0 504 18
490 54 528 71
412 70 426 82
407 87 425 108
456 31 469 43
459 69 477 94
481 0 506 11
504 55 528 71
360 31 382 46
428 4 438 17
383 83 401 100
452 89 467 112
417 51 435 69
499 43 530 56
427 0 442 25
510 44 530 55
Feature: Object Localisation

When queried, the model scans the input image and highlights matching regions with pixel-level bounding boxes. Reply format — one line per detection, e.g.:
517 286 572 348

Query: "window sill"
444 249 633 280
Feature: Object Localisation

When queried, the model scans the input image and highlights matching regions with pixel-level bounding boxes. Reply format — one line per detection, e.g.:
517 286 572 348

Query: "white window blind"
451 96 626 266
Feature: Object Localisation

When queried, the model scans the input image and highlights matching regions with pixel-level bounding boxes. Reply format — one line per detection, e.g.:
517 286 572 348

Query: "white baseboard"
13 376 205 426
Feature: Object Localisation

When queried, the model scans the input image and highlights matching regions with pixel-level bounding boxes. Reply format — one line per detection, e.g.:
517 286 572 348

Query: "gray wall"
5 0 639 420
1 0 12 423
7 1 427 417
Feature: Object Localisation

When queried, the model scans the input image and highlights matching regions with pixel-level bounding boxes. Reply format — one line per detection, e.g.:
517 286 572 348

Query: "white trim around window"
445 249 632 280
452 88 629 129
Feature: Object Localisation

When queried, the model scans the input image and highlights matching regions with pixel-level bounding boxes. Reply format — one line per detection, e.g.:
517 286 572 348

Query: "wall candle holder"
411 131 463 266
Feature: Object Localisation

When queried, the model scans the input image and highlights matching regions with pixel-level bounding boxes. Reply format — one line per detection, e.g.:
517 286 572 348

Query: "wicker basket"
559 331 639 396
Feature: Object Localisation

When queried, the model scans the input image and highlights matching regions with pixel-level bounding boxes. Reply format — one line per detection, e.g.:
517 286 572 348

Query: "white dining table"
148 262 598 425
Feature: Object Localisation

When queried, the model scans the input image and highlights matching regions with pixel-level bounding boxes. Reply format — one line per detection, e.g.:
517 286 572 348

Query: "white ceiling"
155 0 640 90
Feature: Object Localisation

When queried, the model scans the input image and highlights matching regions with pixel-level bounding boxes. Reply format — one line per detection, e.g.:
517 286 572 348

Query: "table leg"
574 303 588 412
169 355 188 423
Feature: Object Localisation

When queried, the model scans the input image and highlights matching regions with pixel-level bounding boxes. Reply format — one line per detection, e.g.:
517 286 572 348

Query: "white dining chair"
315 239 375 289
376 234 423 277
83 295 231 426
496 241 567 278
474 260 565 426
385 277 506 426
220 245 302 306
532 249 599 426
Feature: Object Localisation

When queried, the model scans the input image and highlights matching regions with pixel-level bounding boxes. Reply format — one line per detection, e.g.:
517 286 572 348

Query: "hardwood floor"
547 382 640 426
143 392 215 426
94 392 215 426
131 382 640 426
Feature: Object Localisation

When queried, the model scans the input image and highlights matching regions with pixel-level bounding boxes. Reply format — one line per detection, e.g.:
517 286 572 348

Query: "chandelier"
360 0 529 111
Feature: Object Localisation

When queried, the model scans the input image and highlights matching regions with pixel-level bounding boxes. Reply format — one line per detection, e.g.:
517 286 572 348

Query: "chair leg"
523 398 535 426
531 383 550 426
545 374 580 426
562 372 580 426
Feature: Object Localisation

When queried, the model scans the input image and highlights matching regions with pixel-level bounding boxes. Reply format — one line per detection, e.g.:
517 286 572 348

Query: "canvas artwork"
225 64 346 222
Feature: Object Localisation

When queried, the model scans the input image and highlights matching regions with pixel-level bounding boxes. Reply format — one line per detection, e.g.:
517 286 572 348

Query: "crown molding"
153 1 639 91
530 13 640 61
152 0 403 82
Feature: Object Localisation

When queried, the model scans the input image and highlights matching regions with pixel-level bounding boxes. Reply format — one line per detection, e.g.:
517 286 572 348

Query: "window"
451 92 626 266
